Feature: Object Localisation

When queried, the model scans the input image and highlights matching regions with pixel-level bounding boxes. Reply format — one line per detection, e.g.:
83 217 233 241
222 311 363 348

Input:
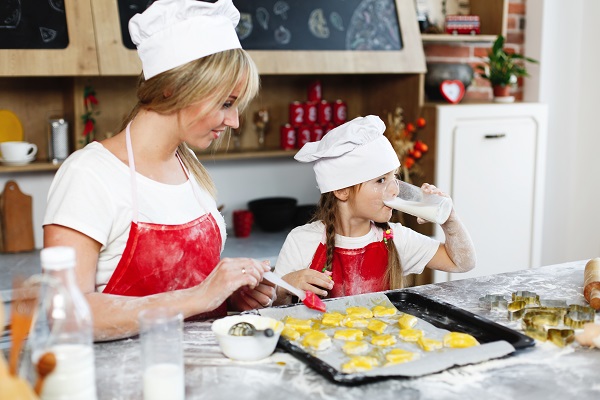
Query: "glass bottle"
29 246 97 400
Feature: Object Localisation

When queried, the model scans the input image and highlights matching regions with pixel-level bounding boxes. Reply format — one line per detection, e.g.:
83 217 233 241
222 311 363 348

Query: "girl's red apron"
103 122 226 318
309 225 389 297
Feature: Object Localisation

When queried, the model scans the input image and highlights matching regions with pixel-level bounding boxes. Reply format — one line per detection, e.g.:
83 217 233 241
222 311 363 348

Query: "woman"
43 0 275 341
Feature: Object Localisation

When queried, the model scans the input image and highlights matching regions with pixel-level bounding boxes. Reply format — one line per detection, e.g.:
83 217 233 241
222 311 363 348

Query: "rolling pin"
584 258 600 310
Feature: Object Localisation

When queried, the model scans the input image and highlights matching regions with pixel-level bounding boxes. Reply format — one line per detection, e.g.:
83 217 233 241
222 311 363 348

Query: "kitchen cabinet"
420 0 507 43
427 103 548 283
0 0 98 76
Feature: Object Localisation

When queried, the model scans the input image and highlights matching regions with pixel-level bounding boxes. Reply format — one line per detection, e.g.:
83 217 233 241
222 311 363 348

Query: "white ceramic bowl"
211 314 283 361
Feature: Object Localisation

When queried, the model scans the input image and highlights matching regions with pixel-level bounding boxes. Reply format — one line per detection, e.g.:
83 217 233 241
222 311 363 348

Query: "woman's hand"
195 258 270 312
229 280 277 311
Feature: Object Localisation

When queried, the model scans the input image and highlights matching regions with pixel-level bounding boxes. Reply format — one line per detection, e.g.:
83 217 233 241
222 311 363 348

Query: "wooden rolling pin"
584 258 600 310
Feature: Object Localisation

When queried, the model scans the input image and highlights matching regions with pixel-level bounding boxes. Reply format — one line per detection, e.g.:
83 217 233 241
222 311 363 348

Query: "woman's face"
179 81 243 149
350 171 398 223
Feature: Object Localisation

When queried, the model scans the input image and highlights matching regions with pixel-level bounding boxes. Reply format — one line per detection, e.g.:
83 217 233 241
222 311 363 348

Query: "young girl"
273 115 476 303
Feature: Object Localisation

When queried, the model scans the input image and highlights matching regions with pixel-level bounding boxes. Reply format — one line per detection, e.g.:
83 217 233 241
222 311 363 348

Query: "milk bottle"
30 246 97 400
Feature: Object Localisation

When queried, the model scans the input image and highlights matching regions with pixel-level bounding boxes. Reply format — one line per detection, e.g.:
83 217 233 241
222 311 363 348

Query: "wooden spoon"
34 352 56 396
8 276 38 376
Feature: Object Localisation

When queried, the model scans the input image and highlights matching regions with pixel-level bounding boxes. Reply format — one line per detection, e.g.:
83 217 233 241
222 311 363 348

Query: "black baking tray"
274 289 535 385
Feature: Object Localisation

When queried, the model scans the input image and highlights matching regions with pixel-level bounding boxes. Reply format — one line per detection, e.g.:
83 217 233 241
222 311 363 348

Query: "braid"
376 221 404 290
314 192 338 272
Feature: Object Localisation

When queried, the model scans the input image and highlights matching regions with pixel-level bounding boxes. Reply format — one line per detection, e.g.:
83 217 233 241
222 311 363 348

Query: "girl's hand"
282 269 334 297
417 183 455 224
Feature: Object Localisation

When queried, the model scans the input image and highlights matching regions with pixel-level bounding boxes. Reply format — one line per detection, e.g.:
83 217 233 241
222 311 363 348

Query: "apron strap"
125 122 139 223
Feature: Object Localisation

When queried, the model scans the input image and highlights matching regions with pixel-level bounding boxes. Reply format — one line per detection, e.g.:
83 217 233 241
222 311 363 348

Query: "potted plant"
476 35 538 101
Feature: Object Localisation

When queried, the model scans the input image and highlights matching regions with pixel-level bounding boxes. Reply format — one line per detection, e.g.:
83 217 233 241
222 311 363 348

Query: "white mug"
0 141 37 161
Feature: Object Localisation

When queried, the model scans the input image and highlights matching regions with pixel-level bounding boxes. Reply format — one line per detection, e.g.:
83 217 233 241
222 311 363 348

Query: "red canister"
310 125 324 142
280 124 296 150
317 100 332 125
307 80 322 102
304 101 318 125
333 99 347 126
296 125 311 149
289 101 304 127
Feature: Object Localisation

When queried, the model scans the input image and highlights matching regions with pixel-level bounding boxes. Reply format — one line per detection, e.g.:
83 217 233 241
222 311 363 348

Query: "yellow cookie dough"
341 340 369 355
341 356 379 373
342 317 369 328
321 312 345 327
284 317 313 334
281 326 300 340
371 334 397 346
334 329 364 341
372 305 397 317
302 330 332 351
398 328 423 342
385 348 417 365
367 319 388 334
345 306 373 319
398 313 418 329
443 332 480 348
418 336 443 351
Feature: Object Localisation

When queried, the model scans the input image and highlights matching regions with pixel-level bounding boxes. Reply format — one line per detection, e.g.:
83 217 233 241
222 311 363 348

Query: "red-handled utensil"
263 271 326 312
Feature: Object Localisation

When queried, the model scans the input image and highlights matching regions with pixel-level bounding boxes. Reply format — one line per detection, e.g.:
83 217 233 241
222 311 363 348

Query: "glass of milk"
139 308 185 400
383 179 453 224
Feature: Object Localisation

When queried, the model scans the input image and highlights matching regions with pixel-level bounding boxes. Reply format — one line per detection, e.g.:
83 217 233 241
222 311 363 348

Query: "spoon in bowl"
228 322 274 337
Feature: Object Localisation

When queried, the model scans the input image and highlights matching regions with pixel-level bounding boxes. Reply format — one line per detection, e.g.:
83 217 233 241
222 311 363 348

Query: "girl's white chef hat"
129 0 242 80
295 115 400 193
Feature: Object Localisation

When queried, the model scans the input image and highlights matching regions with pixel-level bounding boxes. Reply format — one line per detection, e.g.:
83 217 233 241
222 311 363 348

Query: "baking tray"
260 289 534 385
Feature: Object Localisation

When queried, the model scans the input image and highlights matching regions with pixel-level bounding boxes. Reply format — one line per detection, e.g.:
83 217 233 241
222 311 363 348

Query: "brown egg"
574 323 600 347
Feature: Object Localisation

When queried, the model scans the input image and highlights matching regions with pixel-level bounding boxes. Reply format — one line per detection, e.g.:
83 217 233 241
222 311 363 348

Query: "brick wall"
423 0 527 101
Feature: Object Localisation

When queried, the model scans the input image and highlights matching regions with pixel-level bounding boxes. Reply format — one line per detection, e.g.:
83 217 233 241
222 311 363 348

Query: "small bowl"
211 315 283 361
248 197 298 232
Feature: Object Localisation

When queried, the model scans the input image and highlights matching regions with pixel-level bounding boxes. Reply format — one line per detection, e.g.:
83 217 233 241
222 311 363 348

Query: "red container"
280 124 296 150
310 125 324 142
317 100 332 125
296 125 311 149
307 80 322 102
233 210 254 238
289 101 304 127
333 99 347 126
304 101 318 125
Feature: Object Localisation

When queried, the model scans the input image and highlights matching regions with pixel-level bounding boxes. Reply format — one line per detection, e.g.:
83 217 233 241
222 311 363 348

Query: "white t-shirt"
43 142 226 292
275 221 439 278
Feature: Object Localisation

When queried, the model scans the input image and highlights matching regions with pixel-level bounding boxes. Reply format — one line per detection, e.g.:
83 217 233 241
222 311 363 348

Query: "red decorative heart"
440 80 465 104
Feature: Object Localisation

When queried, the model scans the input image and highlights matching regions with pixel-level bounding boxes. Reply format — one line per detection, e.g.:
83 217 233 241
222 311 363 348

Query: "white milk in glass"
143 363 185 400
384 197 452 224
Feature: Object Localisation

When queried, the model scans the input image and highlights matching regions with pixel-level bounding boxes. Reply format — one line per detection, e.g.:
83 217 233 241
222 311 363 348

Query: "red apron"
309 226 389 298
103 122 226 318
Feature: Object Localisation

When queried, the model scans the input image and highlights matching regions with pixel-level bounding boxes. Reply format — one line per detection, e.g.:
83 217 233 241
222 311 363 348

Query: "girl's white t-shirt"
43 142 226 292
275 221 439 278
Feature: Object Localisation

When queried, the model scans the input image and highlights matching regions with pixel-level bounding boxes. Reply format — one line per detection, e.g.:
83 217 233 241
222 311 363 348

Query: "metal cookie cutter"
479 294 508 311
512 291 541 307
507 300 527 321
547 328 575 347
521 308 573 346
564 304 596 329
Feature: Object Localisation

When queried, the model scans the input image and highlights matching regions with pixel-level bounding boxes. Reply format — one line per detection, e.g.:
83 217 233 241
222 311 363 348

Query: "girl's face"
179 81 243 149
350 170 399 223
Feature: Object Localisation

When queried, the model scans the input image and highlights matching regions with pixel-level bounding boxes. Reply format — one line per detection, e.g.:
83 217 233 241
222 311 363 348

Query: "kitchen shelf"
421 34 499 43
195 149 297 161
0 162 62 174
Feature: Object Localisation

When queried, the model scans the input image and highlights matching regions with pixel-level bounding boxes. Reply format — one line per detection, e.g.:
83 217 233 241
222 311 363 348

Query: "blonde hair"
121 48 260 198
312 187 404 291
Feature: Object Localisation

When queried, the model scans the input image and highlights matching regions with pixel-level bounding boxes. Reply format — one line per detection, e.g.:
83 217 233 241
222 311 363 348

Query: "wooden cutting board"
0 180 34 253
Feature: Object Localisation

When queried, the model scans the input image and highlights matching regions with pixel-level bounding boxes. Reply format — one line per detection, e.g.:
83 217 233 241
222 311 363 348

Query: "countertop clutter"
92 260 598 400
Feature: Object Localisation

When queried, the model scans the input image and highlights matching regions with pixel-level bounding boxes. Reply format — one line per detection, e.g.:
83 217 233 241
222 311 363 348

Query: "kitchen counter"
93 260 599 400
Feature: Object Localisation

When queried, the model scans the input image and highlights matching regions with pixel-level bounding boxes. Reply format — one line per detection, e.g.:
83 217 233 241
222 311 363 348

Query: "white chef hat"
129 0 242 80
295 115 400 193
